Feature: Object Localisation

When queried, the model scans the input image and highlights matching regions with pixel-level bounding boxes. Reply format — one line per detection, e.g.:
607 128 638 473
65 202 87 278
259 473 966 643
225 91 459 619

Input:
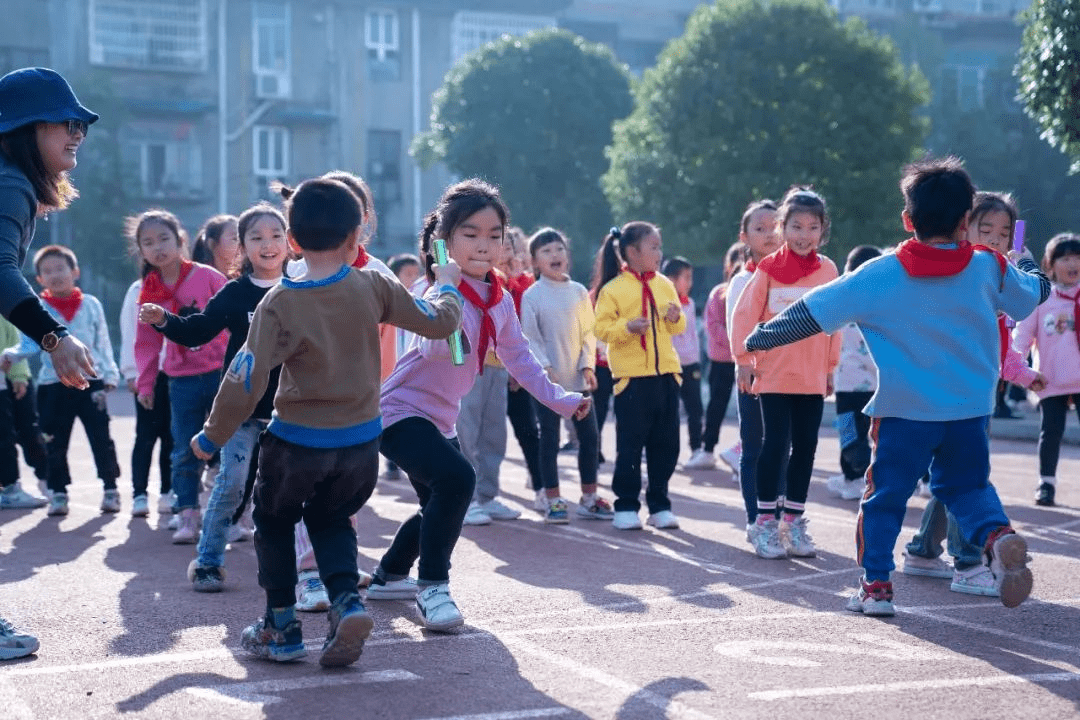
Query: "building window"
253 1 291 99
365 9 400 82
89 0 207 71
944 65 987 110
137 139 202 198
450 11 555 63
367 130 402 209
253 126 289 199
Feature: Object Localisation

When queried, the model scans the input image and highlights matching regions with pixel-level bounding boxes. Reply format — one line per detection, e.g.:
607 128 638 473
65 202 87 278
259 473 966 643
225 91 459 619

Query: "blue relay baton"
432 239 465 366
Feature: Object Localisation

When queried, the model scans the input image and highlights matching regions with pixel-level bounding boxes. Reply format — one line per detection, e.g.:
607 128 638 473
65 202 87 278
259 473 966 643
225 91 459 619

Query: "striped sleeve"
1015 256 1051 303
744 299 823 351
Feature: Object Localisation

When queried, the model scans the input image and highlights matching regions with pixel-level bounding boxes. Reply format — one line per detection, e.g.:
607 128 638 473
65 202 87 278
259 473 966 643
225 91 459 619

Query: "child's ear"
286 230 303 255
901 211 915 233
72 267 81 283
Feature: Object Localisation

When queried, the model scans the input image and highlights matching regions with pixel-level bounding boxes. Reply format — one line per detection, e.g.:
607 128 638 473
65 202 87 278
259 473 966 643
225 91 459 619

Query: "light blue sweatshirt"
9 292 120 387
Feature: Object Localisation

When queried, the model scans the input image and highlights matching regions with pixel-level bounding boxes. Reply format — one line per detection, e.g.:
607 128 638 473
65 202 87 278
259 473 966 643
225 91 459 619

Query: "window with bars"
89 0 207 71
365 9 400 81
450 11 555 63
253 1 291 98
253 126 289 197
367 130 402 208
943 65 987 110
136 140 203 198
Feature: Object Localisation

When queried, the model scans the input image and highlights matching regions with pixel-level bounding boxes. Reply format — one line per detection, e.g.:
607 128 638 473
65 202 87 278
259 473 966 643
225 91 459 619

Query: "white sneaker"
612 510 643 530
846 578 895 617
951 564 999 597
131 494 150 517
172 508 199 544
166 514 180 531
463 502 492 526
416 583 464 632
0 482 48 509
646 510 680 529
718 442 742 472
366 575 418 600
747 519 786 559
683 449 716 470
477 498 521 521
158 492 176 514
986 530 1033 608
826 474 866 501
782 516 817 557
296 570 330 612
100 489 121 514
576 495 615 520
227 522 253 543
901 551 953 579
533 490 549 513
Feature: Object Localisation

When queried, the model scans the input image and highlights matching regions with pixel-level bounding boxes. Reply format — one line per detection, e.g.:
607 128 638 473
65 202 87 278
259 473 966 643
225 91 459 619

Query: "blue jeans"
859 416 1009 582
168 371 222 509
905 495 984 570
197 418 266 568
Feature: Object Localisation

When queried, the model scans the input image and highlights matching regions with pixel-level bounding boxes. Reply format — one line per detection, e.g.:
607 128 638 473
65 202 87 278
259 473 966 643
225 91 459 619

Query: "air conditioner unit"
913 0 944 13
255 72 290 100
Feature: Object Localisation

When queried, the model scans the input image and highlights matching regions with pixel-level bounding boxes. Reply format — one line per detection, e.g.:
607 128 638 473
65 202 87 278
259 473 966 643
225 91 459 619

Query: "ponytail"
419 210 440 283
590 221 658 298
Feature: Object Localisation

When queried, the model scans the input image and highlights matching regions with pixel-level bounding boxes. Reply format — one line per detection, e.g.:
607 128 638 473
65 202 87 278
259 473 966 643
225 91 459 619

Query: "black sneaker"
320 593 373 667
188 561 225 593
241 615 306 662
1035 483 1056 507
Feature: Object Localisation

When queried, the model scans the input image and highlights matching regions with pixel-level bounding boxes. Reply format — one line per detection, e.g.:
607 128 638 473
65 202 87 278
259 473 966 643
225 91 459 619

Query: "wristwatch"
41 328 69 352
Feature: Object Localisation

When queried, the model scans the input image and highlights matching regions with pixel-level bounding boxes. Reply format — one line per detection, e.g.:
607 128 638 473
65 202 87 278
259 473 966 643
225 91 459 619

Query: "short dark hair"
1042 233 1080 277
285 178 362 252
662 255 692 279
33 244 77 274
844 245 882 274
388 253 421 277
900 156 975 240
528 227 567 257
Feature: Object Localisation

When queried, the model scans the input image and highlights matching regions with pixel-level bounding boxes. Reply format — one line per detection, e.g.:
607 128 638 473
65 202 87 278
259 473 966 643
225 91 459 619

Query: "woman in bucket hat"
0 67 99 662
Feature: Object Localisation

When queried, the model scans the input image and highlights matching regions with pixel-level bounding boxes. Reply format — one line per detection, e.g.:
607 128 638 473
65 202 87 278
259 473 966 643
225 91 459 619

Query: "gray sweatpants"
455 365 509 504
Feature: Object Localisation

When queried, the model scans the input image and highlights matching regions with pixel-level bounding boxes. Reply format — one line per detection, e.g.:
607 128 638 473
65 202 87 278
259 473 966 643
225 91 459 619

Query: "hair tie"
609 226 621 239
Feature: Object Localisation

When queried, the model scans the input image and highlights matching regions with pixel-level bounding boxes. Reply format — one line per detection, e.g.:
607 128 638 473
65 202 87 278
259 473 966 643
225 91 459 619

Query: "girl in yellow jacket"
731 187 840 560
593 222 685 531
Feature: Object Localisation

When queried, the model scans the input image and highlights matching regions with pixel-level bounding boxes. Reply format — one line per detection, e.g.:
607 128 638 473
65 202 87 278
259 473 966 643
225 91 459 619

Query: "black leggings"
679 363 704 451
538 403 598 491
594 365 614 455
8 377 47 480
1038 394 1080 477
756 393 824 515
378 417 476 584
507 386 542 488
703 361 735 453
131 372 172 497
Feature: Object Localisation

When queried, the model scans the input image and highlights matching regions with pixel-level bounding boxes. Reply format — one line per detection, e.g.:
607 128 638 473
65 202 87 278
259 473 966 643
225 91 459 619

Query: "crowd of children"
3 150 1071 664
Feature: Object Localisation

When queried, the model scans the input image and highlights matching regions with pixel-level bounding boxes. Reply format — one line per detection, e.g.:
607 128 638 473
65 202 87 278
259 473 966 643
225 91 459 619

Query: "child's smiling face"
1052 253 1080 287
782 211 823 257
534 239 568 281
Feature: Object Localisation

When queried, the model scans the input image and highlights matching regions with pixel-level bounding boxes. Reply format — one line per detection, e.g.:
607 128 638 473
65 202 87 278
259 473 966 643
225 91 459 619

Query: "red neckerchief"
622 264 658 349
757 245 821 284
457 272 504 375
895 238 975 276
1056 287 1080 353
139 261 195 311
678 294 691 305
41 288 83 322
351 246 370 269
997 314 1009 368
505 273 534 318
745 259 757 273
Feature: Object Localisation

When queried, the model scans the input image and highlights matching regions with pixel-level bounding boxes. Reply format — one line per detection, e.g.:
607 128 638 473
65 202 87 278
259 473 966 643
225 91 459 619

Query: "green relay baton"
432 238 465 366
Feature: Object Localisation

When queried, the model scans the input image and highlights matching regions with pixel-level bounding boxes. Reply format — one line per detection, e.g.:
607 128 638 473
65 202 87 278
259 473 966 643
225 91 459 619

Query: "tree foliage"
603 0 929 264
1016 0 1080 173
412 29 633 270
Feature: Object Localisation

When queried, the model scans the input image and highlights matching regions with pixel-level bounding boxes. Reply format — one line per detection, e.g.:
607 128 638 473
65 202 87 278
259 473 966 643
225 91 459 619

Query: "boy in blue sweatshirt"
745 157 1049 615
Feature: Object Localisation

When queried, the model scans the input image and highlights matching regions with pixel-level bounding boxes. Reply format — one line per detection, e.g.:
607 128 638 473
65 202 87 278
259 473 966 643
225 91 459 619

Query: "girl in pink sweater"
1013 232 1080 507
131 210 228 542
730 187 840 560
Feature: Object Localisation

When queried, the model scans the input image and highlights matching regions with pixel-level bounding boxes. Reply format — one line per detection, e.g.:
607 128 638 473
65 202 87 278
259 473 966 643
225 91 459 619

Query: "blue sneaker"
240 615 307 662
320 593 374 667
544 498 569 524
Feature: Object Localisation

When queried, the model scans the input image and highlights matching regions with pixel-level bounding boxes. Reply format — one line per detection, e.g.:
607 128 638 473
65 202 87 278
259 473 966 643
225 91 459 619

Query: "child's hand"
627 316 649 335
11 380 26 400
138 303 166 326
137 392 154 410
582 367 597 391
1028 373 1046 393
664 301 681 323
1007 247 1035 264
433 259 461 289
126 378 137 394
508 376 522 392
0 350 14 373
91 389 108 412
573 396 593 420
190 435 213 462
826 375 835 397
737 365 754 394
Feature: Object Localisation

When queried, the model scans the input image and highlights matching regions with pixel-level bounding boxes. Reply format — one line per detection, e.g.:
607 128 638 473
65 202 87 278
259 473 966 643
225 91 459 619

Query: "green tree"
1016 0 1080 173
603 0 929 265
413 29 633 271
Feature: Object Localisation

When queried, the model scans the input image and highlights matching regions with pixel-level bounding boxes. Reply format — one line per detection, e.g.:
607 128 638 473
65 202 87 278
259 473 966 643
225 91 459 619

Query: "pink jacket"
1012 286 1080 399
381 274 582 437
134 263 228 396
704 282 732 363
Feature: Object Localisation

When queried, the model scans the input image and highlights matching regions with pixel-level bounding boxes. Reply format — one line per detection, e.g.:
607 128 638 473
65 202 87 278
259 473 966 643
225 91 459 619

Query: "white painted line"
186 668 418 706
749 670 1080 701
714 633 952 667
416 709 571 720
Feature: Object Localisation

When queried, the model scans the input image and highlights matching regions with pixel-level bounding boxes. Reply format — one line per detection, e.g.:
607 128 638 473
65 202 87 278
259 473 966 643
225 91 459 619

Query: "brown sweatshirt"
198 266 461 450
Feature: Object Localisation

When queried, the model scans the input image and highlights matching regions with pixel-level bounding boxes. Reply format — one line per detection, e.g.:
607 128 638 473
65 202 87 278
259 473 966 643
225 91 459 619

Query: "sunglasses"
64 119 89 137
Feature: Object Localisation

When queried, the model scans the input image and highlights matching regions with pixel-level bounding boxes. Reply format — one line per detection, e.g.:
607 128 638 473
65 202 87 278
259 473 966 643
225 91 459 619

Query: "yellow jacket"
594 271 686 393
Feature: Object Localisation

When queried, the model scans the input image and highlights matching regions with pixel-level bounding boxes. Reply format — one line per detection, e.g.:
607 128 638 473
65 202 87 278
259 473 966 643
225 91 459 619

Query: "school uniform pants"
859 416 1009 582
1038 394 1080 478
254 432 377 608
679 363 705 451
612 374 679 513
537 403 598 491
506 385 542 490
594 364 613 456
703 361 735 454
38 380 121 493
132 371 172 498
7 377 47 481
455 366 508 504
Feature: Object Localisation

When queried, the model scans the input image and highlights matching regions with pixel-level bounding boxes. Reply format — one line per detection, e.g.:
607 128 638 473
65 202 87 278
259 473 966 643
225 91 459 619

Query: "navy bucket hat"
0 67 99 135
